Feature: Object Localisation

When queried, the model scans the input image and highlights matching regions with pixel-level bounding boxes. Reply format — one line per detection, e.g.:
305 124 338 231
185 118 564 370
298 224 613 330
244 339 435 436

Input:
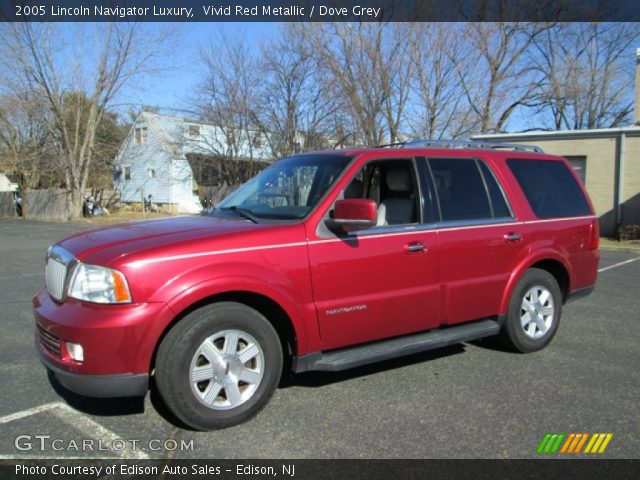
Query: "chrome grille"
46 256 67 301
45 246 74 302
37 325 61 357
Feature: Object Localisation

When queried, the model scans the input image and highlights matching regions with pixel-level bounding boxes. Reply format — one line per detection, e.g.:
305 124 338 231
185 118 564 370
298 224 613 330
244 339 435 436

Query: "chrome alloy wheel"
520 285 555 339
189 329 264 410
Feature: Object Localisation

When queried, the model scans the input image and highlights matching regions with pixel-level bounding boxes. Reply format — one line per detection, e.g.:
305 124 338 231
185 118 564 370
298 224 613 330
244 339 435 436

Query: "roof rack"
376 138 544 153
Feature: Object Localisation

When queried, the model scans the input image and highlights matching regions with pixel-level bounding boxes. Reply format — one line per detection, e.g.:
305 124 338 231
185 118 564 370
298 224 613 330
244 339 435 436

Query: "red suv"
34 140 599 430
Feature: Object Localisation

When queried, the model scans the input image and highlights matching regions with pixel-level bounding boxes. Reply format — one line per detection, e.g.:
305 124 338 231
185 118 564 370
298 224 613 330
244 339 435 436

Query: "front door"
307 158 441 351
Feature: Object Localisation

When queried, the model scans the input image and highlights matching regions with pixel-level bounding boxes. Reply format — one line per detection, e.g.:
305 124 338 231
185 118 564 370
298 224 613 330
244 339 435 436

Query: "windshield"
217 154 352 220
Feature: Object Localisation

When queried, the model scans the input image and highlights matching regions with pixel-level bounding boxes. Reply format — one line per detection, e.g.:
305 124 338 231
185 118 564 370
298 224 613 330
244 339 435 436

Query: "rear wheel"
155 302 282 430
500 268 562 353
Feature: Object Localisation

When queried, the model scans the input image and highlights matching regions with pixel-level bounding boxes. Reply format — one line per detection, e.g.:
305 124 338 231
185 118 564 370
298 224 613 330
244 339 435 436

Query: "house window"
135 127 148 145
148 168 156 179
293 142 302 154
564 156 587 184
124 165 131 181
252 136 262 149
188 124 200 137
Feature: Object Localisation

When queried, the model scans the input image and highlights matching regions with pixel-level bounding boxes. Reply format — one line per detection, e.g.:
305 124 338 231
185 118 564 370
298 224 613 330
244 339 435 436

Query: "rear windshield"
507 159 591 219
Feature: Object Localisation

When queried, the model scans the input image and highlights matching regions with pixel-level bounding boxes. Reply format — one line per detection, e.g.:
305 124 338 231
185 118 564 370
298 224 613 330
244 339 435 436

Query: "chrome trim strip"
124 214 597 265
308 215 596 244
523 215 596 224
125 241 309 268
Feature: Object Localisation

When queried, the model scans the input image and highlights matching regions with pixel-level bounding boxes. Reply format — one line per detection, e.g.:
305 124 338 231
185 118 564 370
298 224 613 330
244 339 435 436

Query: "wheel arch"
529 259 570 301
500 253 572 313
150 290 301 376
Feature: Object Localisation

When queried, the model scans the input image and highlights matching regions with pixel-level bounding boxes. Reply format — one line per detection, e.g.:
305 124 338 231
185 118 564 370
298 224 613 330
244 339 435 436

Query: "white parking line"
51 404 149 459
598 257 640 273
0 402 149 460
0 402 61 425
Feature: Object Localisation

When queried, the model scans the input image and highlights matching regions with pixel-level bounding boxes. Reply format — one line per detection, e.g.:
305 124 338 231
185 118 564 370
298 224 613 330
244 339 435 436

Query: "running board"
293 319 501 373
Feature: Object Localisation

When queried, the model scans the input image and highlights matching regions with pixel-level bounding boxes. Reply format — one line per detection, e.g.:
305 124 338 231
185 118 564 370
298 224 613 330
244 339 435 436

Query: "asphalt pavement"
0 218 638 459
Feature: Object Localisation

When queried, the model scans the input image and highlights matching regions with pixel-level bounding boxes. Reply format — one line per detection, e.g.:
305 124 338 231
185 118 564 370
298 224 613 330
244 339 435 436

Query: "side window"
341 160 420 226
429 158 492 222
507 159 591 219
478 161 511 218
134 127 147 145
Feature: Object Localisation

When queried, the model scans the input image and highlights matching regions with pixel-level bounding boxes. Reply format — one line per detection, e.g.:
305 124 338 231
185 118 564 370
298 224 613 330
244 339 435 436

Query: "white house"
113 112 272 213
0 172 18 192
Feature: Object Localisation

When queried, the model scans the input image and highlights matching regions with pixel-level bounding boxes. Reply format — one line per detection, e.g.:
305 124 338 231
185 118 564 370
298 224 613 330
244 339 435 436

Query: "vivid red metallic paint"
34 147 599 382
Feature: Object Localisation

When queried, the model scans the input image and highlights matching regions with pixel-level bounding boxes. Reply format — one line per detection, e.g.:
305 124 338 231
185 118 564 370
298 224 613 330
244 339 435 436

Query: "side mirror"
325 199 377 232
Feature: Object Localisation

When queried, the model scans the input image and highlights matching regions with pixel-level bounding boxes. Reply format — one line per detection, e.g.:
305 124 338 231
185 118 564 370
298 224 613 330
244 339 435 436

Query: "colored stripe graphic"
561 433 588 453
560 433 575 453
585 433 613 454
539 433 613 454
537 433 565 454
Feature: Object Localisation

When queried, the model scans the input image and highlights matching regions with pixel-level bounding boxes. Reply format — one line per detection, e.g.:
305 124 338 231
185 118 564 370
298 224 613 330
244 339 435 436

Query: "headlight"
68 263 132 304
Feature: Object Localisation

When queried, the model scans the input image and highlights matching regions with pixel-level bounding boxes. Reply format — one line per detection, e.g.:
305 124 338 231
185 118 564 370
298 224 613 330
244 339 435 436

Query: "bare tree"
0 23 169 219
456 22 551 133
195 30 262 161
253 24 338 157
531 23 638 130
0 90 53 217
406 23 476 139
301 23 411 146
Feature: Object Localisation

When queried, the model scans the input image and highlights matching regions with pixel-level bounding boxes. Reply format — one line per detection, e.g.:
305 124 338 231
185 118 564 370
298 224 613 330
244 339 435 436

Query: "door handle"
503 232 522 243
404 242 426 254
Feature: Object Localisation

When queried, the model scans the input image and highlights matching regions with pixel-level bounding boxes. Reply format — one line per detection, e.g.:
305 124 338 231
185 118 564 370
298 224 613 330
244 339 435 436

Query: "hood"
57 215 261 265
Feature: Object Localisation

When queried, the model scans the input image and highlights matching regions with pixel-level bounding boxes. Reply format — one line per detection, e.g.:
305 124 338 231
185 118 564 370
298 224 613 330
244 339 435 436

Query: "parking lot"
0 218 638 459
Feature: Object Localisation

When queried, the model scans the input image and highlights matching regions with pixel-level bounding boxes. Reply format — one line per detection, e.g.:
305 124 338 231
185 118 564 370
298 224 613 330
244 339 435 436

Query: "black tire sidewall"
156 302 282 430
504 269 562 353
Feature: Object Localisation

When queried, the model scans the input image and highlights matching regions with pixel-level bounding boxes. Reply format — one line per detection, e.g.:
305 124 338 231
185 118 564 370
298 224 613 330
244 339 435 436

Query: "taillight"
589 219 600 250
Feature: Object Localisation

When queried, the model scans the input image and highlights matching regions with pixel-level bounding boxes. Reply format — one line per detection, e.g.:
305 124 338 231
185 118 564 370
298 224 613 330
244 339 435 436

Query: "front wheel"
155 302 282 430
500 268 563 353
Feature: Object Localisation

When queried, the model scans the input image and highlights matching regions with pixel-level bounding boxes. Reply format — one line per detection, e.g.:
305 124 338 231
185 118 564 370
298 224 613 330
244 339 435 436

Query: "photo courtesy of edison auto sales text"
15 463 295 476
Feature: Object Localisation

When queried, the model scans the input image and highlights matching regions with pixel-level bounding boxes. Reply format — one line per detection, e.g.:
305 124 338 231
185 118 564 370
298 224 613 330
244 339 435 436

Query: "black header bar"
1 0 639 22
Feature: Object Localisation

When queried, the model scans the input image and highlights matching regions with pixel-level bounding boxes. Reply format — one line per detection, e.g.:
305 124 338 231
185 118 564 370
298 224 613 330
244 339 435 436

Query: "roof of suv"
314 139 548 158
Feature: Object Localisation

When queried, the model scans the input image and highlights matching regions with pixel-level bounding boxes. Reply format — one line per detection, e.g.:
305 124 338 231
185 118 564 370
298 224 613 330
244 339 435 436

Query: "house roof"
139 111 203 157
134 111 273 160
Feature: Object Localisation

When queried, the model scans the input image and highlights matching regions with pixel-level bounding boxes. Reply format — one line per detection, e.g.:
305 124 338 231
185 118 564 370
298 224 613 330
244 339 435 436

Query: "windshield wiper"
220 205 259 223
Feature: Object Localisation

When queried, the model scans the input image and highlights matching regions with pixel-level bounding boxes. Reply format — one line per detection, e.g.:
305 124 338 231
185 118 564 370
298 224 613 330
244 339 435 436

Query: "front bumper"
33 287 175 396
38 348 148 397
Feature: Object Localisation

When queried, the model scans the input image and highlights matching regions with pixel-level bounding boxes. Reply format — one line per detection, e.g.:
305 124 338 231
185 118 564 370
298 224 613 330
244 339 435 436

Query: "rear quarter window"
507 159 591 219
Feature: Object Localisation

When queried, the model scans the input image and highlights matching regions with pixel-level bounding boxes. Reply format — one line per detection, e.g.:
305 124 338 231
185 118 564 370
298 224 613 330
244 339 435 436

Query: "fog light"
66 341 84 362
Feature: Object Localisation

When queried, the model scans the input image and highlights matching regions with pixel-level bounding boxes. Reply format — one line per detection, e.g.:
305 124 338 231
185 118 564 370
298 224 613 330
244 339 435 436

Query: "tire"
155 302 282 430
500 268 563 353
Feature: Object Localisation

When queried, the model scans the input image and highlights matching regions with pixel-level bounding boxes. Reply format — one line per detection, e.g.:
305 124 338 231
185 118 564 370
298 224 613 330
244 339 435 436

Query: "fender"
499 248 573 314
162 271 319 356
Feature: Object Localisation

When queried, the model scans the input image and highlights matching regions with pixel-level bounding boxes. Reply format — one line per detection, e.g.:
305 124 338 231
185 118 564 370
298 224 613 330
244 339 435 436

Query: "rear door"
506 157 599 290
427 156 530 324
